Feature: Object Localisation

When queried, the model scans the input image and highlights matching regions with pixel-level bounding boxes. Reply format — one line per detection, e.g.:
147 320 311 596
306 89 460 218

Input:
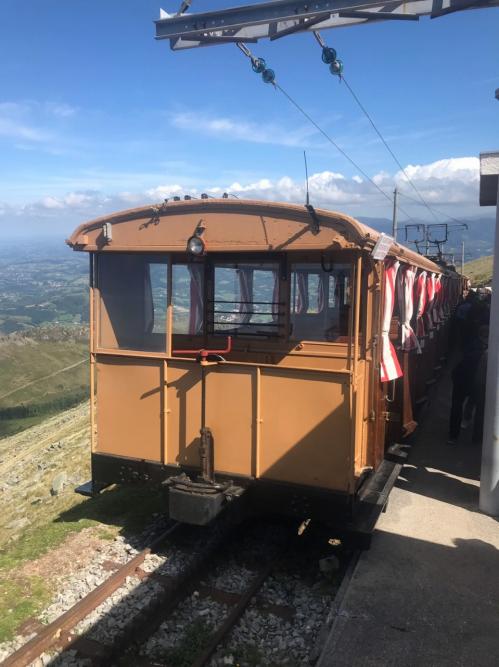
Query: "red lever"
172 336 232 359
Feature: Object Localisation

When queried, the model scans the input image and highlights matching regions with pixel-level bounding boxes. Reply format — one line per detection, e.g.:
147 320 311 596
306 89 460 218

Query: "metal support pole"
479 153 499 516
461 241 465 275
392 186 398 241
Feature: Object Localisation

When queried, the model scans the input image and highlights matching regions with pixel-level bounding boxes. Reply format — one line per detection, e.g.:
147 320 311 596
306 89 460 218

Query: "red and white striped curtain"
415 270 427 346
433 274 442 329
271 270 279 322
329 274 337 307
317 275 326 314
441 277 449 320
188 264 204 335
238 268 254 324
381 259 403 382
296 272 309 314
396 265 420 353
425 273 436 338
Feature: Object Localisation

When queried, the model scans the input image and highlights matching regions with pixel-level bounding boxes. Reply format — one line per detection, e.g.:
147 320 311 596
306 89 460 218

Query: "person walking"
448 326 488 445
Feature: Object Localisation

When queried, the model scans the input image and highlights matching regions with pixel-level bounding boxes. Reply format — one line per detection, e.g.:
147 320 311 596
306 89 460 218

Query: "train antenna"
304 150 310 207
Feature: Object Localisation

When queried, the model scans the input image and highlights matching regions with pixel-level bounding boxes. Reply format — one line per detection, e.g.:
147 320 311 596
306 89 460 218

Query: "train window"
98 254 167 351
172 263 204 336
290 263 352 342
210 262 281 337
98 256 205 351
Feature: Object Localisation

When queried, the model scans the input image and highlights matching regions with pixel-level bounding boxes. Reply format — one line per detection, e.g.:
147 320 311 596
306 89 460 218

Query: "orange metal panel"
166 361 202 467
67 200 444 274
259 369 352 491
204 366 254 476
96 357 162 462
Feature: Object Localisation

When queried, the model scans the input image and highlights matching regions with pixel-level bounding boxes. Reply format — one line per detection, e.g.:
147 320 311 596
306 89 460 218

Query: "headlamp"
187 235 205 255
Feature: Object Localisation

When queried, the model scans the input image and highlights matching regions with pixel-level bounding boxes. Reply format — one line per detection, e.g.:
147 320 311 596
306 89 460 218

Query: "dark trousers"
472 390 486 443
449 383 469 439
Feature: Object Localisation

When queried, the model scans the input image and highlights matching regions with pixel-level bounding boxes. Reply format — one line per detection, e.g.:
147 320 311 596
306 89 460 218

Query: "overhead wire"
397 190 470 227
172 7 454 234
339 75 441 223
272 81 418 224
235 41 419 225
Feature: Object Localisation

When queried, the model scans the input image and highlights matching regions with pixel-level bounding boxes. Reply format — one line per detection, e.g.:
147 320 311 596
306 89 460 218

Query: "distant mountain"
464 255 494 286
358 215 495 262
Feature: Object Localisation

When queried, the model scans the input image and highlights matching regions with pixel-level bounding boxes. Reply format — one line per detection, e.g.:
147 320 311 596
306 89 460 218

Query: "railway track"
1 521 182 667
2 518 346 667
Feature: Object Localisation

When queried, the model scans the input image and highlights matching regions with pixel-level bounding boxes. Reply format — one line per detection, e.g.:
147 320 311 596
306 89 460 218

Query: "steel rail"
1 521 179 667
191 558 276 667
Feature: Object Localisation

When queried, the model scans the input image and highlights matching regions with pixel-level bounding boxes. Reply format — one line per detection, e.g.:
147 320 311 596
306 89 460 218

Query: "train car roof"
67 198 444 274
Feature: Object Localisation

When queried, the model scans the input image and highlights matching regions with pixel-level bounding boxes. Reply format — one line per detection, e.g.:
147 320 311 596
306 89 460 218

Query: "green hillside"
0 327 89 438
464 255 494 287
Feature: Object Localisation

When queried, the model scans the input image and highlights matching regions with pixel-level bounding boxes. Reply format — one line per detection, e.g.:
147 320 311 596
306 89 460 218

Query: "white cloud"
146 184 184 199
398 157 479 182
1 156 482 235
0 99 76 148
45 102 77 118
41 196 65 210
0 117 49 142
170 111 317 147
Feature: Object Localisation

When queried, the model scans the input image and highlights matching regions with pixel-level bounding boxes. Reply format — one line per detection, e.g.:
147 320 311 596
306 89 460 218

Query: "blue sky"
0 1 498 238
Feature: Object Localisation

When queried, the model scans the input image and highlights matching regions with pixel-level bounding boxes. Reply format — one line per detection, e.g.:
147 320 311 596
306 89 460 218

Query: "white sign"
371 232 394 261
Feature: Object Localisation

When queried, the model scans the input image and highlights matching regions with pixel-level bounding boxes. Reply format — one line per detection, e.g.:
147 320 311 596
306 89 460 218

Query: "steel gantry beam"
155 0 499 50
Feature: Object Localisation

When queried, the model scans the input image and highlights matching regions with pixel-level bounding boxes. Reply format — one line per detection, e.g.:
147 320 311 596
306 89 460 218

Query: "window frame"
96 251 169 353
93 250 362 357
205 253 286 340
289 257 357 345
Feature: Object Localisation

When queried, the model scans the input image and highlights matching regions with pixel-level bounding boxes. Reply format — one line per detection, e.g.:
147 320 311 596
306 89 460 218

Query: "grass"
0 415 41 439
161 620 214 667
0 484 167 643
0 387 88 438
0 576 50 644
0 340 88 407
0 485 166 570
464 255 494 287
0 336 88 438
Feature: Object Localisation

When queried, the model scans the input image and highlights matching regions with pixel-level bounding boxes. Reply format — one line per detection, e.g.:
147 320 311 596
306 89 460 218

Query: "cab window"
210 261 281 337
290 263 352 341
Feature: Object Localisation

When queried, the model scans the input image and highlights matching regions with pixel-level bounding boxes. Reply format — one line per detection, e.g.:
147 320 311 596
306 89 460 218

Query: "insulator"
262 68 275 84
322 46 337 64
329 59 344 76
251 57 266 74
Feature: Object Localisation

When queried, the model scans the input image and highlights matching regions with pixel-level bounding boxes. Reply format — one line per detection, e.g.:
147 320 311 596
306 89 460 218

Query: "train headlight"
187 235 205 255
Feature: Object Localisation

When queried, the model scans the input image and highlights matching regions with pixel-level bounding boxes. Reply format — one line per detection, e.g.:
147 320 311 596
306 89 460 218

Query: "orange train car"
67 199 463 531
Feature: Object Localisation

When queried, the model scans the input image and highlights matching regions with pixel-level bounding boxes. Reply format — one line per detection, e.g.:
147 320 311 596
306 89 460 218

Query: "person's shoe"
447 438 457 445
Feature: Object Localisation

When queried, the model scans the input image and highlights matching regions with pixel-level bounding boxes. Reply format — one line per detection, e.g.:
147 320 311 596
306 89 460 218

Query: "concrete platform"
318 371 499 667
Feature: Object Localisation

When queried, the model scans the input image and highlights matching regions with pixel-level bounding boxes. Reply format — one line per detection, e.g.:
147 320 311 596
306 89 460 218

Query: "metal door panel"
166 361 202 467
259 369 351 490
96 357 162 462
205 366 254 476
